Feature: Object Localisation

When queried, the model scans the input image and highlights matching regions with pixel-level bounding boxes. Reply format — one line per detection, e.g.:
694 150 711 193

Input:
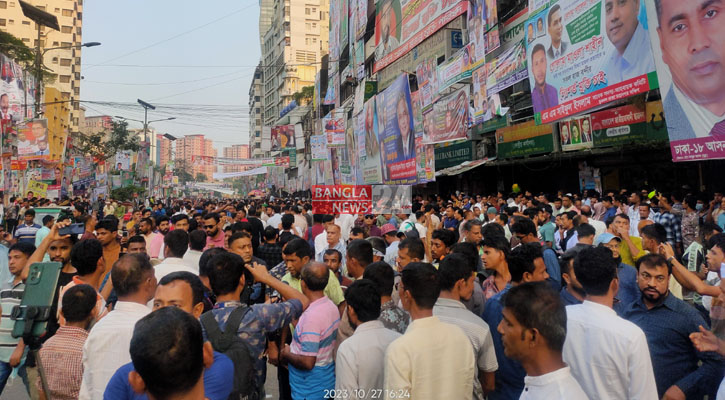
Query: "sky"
80 0 262 150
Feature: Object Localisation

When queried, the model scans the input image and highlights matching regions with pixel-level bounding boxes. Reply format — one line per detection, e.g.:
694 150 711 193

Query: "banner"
323 109 346 146
416 57 441 110
361 96 384 184
212 167 268 180
324 72 338 105
471 66 488 124
377 74 417 185
111 175 122 189
274 156 290 168
271 125 295 151
525 0 657 124
27 180 47 198
1 52 35 122
422 85 470 144
468 0 487 71
434 140 474 170
437 44 474 93
373 0 468 72
485 25 501 54
559 115 594 151
115 151 131 171
17 119 50 160
486 41 528 95
411 91 434 183
310 135 328 161
497 120 554 158
329 0 341 74
643 0 725 161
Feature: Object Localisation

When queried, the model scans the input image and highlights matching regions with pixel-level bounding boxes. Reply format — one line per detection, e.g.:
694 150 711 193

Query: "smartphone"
59 223 85 236
12 262 63 338
122 230 128 238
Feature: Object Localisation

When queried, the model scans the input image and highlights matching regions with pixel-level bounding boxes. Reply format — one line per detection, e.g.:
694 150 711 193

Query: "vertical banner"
323 110 347 146
411 91 435 183
525 0 657 124
643 0 725 161
422 85 470 144
17 119 50 160
362 96 384 184
310 135 328 161
416 58 441 110
1 52 35 122
377 74 417 184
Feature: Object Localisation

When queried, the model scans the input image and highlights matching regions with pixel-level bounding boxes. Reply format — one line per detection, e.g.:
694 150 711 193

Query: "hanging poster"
329 0 341 74
525 0 657 124
437 44 474 94
310 135 328 161
362 97 384 184
377 74 417 185
483 0 498 31
17 119 50 160
1 52 36 122
422 85 470 145
468 0 487 71
271 125 295 151
642 0 725 162
324 72 339 105
373 0 468 72
559 115 594 151
27 180 48 198
412 91 435 183
486 41 528 95
485 25 501 54
323 110 347 147
471 65 488 124
416 57 441 110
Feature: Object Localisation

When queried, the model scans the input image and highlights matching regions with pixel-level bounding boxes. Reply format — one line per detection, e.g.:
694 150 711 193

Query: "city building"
249 64 264 158
222 144 250 173
0 0 85 132
43 86 70 162
156 133 172 169
175 134 216 181
260 0 328 126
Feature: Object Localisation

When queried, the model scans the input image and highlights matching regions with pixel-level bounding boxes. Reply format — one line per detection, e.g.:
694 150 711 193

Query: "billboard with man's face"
525 0 658 124
643 0 725 161
17 119 49 160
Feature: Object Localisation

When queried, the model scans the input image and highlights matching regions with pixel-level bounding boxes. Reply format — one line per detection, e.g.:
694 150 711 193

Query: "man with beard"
137 218 161 259
594 233 639 310
558 253 584 305
204 213 225 250
154 216 171 260
624 254 725 399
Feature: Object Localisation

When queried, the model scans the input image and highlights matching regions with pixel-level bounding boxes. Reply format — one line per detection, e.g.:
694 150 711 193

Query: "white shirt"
336 320 401 399
182 249 203 273
267 213 282 230
384 316 475 400
520 366 589 400
563 301 658 400
314 231 328 255
673 80 725 138
588 219 607 240
79 301 151 400
384 241 400 267
154 256 199 282
335 214 355 242
603 23 655 84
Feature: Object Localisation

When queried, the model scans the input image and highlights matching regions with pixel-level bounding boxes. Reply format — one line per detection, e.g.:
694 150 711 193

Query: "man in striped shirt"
13 209 40 245
0 242 35 392
281 262 341 400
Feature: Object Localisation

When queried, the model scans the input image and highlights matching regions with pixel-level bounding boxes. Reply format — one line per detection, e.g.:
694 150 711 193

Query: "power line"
83 69 249 86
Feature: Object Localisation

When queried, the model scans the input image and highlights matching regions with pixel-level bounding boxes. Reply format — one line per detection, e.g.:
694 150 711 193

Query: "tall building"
175 134 216 181
155 133 172 169
44 86 70 161
259 0 274 49
0 0 84 132
249 64 264 158
222 144 250 173
261 0 329 126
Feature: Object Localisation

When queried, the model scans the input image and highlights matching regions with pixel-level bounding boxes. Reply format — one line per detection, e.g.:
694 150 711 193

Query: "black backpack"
200 306 258 400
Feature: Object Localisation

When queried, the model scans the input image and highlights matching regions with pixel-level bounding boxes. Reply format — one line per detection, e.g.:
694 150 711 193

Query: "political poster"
324 72 339 105
411 91 435 183
17 119 50 160
559 115 594 151
27 180 48 198
642 0 725 161
486 41 528 95
485 25 501 54
310 135 328 161
376 74 417 185
588 101 668 148
416 57 441 110
361 97 384 184
111 175 122 189
497 120 554 158
437 44 475 93
422 85 470 145
373 0 468 72
353 0 367 40
115 151 132 171
525 0 658 124
271 125 295 151
354 111 366 162
483 0 498 31
471 66 488 124
340 0 349 51
323 110 347 147
1 52 35 123
329 0 341 74
468 0 487 71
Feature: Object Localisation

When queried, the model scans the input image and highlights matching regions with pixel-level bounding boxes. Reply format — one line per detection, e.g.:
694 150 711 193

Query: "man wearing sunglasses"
204 213 225 250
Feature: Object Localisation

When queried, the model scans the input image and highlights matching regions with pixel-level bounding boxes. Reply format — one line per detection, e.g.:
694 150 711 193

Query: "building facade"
175 134 216 181
156 133 172 168
249 65 264 158
0 0 84 132
222 144 250 173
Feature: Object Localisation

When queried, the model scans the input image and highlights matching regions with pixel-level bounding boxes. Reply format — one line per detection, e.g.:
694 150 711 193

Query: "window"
55 8 60 12
62 9 72 16
0 1 6 8
60 58 71 67
312 22 316 28
305 7 310 14
52 57 58 64
61 42 71 47
52 41 59 46
9 20 15 25
59 75 71 83
61 25 72 33
306 23 310 29
22 20 29 25
312 7 316 13
0 19 5 26
313 38 317 43
305 38 309 45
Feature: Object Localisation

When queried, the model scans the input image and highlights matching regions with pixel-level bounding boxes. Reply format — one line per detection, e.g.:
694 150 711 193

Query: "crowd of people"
0 187 722 399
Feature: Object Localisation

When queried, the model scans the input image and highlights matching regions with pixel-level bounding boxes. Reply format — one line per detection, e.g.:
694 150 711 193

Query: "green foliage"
75 120 141 160
111 185 146 201
173 159 194 184
292 86 315 105
195 173 208 182
0 31 35 66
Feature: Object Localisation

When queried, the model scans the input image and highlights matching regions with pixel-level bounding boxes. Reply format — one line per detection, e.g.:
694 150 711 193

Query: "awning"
435 158 495 177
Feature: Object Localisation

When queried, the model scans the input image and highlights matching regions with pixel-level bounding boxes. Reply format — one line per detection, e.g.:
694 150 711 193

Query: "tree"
0 31 35 67
111 185 146 201
173 159 194 184
195 173 208 182
292 86 315 105
74 120 141 160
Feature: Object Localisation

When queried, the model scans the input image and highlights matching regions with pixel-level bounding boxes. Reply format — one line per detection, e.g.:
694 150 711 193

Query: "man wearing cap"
595 232 640 310
381 224 400 266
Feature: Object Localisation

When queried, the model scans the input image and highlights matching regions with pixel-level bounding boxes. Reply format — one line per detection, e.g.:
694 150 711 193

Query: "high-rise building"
156 133 172 169
222 144 249 173
261 0 329 126
0 0 84 132
175 134 216 181
249 65 264 158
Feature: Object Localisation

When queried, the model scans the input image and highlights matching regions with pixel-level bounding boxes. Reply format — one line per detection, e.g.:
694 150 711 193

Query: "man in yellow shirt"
608 214 645 266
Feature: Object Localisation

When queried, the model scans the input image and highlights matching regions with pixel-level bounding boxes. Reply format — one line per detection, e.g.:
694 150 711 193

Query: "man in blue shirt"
482 243 549 400
594 233 639 311
104 272 234 400
13 209 41 245
511 217 560 290
623 254 724 399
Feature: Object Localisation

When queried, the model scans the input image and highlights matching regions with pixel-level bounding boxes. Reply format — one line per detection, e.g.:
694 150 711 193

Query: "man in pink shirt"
204 213 225 250
138 218 162 258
